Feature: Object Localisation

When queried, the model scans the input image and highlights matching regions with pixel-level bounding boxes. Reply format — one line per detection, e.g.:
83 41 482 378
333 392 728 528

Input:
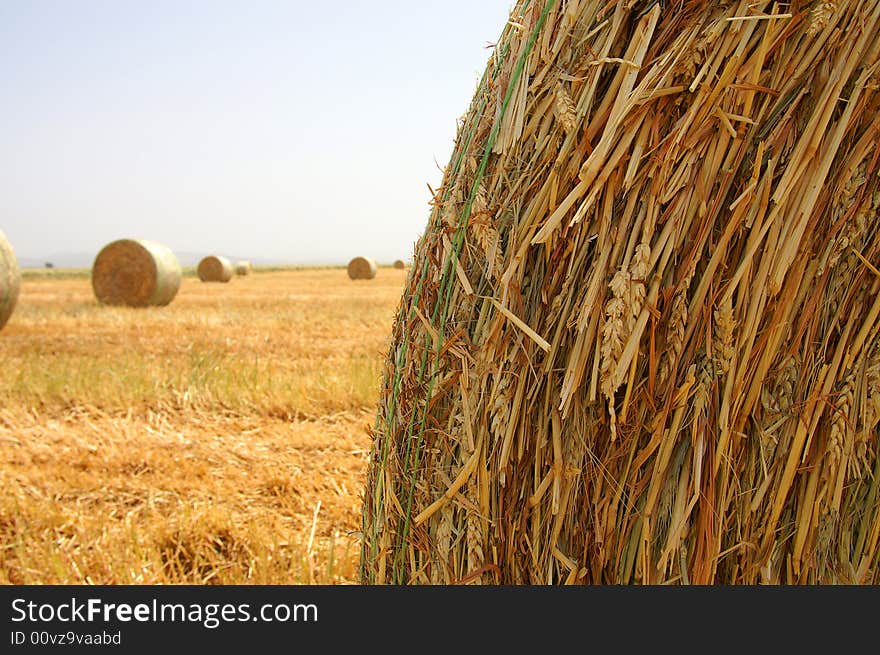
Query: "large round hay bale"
393 260 406 270
0 229 21 330
234 260 253 276
91 239 181 307
361 1 880 585
197 255 233 283
347 257 377 280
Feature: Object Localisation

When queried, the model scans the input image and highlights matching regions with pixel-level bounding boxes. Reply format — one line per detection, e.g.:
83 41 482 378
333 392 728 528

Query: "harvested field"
0 267 407 584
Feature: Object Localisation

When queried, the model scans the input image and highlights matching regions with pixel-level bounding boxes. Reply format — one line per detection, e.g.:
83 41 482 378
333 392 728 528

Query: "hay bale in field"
0 229 20 330
361 1 880 585
197 255 233 283
234 260 253 276
347 256 377 280
393 260 406 270
91 239 181 307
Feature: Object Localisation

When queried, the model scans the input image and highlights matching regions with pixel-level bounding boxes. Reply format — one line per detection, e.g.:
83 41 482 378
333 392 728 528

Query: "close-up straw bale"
91 239 182 307
361 1 880 584
0 228 21 329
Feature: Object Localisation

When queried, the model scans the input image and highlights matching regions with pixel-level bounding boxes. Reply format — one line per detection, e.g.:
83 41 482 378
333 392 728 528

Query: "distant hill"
19 252 94 269
18 251 298 270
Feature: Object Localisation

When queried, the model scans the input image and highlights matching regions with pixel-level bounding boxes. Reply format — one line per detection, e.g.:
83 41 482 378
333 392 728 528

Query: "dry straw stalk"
361 0 880 585
198 255 234 283
348 257 378 280
91 239 181 307
0 228 21 329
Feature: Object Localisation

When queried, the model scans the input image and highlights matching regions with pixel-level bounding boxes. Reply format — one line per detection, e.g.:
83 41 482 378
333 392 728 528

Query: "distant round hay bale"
347 257 377 280
0 229 21 330
197 255 233 283
234 260 253 276
91 239 181 307
393 260 406 270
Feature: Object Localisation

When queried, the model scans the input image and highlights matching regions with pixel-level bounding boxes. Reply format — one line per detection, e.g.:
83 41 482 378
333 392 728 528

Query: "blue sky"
0 0 515 266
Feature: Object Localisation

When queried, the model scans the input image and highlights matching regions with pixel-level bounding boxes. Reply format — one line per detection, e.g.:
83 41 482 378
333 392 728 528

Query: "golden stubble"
0 267 407 584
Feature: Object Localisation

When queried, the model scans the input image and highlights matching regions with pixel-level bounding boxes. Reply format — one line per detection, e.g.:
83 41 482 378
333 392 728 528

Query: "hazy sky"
0 0 515 266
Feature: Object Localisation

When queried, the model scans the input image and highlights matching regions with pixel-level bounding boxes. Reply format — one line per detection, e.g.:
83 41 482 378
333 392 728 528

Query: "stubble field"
0 267 407 584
